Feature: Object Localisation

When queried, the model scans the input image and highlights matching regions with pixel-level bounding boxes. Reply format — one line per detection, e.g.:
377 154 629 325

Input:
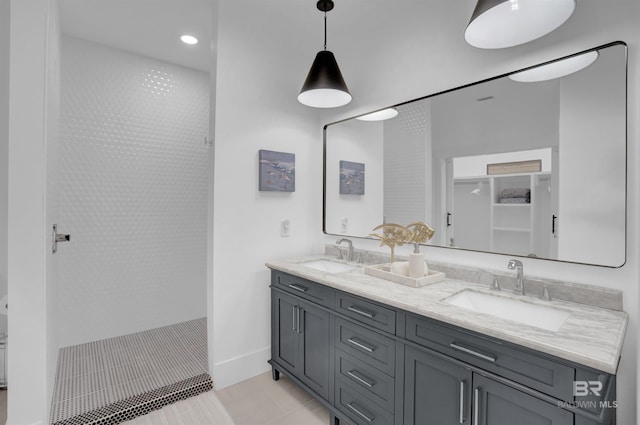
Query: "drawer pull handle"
347 306 376 318
288 283 308 293
449 343 496 363
347 370 375 388
474 387 480 425
347 337 375 353
459 380 466 424
347 402 374 423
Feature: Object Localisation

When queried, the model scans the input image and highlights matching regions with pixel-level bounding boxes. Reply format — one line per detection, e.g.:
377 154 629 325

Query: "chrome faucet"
336 238 354 261
507 259 524 295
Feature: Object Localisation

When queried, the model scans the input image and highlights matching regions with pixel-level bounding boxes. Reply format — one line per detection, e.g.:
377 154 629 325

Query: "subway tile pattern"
51 318 210 425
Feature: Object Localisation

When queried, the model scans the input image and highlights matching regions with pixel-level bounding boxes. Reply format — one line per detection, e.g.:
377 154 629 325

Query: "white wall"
558 46 626 266
0 0 10 336
325 120 384 236
57 36 209 347
211 0 324 388
45 0 62 410
8 0 60 423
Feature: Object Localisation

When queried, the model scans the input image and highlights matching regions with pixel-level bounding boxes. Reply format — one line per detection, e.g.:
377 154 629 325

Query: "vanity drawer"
336 293 396 335
335 318 396 376
336 349 395 413
272 271 334 308
336 378 394 425
405 314 574 401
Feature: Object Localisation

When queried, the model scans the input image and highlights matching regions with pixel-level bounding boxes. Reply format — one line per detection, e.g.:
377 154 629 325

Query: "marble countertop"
266 255 628 374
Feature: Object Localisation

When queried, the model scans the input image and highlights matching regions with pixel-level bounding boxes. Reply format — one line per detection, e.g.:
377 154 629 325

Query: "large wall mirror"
324 42 626 267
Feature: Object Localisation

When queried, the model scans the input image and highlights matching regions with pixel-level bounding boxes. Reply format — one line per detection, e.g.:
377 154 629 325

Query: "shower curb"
51 373 213 425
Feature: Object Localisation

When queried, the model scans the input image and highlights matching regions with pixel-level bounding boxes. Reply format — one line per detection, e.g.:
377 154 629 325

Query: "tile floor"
217 372 329 425
119 389 234 425
120 372 330 425
51 318 211 425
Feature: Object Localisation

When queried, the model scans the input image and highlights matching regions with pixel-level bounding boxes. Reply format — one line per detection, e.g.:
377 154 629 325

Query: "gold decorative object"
406 221 435 245
370 221 436 262
369 223 411 263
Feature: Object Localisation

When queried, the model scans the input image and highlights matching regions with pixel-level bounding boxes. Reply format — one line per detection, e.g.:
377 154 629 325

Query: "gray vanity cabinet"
271 289 331 400
473 374 573 425
404 346 473 425
269 270 618 425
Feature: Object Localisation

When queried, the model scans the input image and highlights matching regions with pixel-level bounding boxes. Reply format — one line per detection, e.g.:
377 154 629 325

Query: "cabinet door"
273 291 299 374
404 346 472 425
298 299 331 400
473 374 573 425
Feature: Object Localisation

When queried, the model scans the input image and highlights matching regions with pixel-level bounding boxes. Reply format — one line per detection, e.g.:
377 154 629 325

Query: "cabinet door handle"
552 214 557 237
347 370 375 388
449 343 496 363
292 306 297 333
288 283 308 293
347 337 375 353
474 387 480 425
459 380 466 424
347 305 376 319
347 402 374 423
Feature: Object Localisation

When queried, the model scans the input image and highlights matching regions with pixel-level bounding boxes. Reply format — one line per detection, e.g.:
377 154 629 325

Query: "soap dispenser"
409 242 427 278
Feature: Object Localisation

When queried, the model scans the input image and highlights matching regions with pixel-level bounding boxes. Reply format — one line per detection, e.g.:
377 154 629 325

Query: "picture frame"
339 160 365 195
259 150 295 192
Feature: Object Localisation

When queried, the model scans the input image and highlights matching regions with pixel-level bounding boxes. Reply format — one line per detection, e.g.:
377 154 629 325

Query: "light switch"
340 217 348 233
281 219 290 237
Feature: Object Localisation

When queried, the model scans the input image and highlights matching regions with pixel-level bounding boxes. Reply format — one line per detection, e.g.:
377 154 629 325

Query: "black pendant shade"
298 50 352 108
298 0 352 108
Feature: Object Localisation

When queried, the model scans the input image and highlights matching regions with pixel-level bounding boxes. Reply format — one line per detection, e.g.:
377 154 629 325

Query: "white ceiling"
59 0 214 72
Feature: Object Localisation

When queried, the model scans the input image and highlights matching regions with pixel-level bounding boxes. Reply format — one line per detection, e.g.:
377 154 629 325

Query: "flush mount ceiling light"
465 0 576 49
509 50 599 82
180 35 198 45
298 0 352 108
356 108 399 121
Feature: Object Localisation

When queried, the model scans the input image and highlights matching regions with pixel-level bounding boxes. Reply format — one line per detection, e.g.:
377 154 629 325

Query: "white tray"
364 263 446 288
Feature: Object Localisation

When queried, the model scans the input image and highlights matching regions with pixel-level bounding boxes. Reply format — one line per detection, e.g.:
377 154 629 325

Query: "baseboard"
212 347 271 390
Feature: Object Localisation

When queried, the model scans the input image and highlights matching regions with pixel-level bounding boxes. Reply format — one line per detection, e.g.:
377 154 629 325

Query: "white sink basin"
300 259 356 273
444 290 570 332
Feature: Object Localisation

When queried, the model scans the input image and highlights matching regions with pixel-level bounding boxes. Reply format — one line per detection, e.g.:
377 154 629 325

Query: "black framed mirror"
324 42 627 267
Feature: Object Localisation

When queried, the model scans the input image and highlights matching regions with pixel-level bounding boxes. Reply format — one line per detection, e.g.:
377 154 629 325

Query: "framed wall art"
259 150 295 192
339 160 364 195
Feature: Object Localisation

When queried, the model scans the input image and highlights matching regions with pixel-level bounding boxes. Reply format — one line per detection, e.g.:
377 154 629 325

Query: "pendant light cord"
323 12 327 50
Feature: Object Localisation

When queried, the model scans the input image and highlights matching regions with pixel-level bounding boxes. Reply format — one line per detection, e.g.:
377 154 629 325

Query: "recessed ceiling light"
180 35 198 45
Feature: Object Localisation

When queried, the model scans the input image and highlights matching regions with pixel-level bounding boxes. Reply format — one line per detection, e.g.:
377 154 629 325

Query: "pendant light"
465 0 576 49
298 0 352 108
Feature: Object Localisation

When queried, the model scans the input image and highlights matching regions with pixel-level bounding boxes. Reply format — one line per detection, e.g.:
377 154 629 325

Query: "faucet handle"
336 248 344 260
490 276 501 291
540 286 552 301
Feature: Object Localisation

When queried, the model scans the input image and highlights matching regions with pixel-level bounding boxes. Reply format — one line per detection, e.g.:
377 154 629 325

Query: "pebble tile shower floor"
50 318 212 425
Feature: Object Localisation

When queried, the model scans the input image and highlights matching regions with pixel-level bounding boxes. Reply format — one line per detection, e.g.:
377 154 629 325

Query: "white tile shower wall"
383 99 432 226
58 35 209 347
